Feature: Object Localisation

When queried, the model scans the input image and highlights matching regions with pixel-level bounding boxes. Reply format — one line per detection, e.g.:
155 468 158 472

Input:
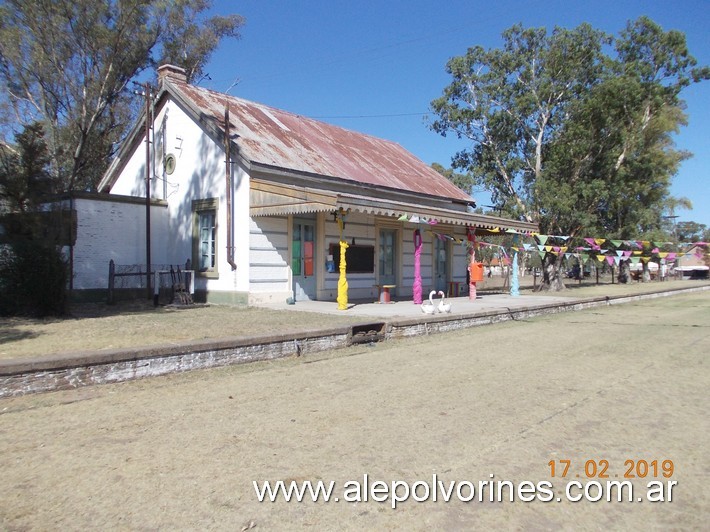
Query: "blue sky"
203 0 709 228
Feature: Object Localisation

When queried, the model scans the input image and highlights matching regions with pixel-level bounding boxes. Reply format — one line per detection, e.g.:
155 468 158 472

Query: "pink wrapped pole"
412 229 423 304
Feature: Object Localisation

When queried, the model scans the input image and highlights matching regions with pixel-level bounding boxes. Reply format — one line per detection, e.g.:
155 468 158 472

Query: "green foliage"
0 0 244 192
158 4 244 83
675 221 707 243
430 17 708 241
0 241 69 317
431 162 476 196
0 122 54 212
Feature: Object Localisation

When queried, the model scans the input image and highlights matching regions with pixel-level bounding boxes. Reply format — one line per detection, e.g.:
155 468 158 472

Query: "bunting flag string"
399 221 709 268
424 228 701 262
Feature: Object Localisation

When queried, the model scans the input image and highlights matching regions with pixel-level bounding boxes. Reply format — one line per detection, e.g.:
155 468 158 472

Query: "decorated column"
511 235 520 296
511 251 520 296
467 226 478 301
336 213 349 310
412 229 423 304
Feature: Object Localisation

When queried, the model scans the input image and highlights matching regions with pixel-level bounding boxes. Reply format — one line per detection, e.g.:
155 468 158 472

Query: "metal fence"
107 260 194 305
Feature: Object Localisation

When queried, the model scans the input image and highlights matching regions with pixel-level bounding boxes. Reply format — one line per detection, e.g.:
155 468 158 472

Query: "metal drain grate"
350 322 386 344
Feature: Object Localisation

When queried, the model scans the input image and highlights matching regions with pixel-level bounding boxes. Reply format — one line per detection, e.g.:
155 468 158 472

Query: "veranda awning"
250 181 537 233
249 180 337 216
334 193 537 233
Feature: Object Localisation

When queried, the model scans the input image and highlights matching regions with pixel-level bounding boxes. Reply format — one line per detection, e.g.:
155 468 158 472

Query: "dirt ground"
1 291 708 530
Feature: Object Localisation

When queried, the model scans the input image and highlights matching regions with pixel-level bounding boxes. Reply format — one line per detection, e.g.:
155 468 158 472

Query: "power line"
208 10 497 91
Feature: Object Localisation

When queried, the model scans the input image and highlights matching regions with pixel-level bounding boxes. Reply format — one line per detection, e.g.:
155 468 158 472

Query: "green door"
379 229 397 292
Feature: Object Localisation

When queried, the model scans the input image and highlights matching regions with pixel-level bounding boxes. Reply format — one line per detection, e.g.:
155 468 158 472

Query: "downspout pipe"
225 106 237 271
145 83 152 299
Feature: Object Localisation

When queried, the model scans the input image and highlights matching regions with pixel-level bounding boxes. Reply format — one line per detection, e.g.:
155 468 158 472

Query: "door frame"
291 216 317 301
376 220 402 294
433 235 451 293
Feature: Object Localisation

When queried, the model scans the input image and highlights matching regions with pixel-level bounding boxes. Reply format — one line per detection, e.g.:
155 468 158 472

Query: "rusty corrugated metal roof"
171 81 473 202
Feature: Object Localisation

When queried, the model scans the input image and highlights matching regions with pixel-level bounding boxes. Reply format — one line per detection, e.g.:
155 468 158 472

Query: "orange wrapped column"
469 261 483 301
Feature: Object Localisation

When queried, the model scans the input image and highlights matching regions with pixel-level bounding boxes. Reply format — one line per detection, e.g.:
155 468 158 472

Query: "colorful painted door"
293 219 316 301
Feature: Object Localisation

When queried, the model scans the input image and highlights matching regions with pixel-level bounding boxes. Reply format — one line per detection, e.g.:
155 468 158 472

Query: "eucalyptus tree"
0 0 244 192
431 162 477 197
675 221 706 244
431 17 708 290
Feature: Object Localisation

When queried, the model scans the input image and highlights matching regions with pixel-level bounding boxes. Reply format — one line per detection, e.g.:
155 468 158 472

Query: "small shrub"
0 241 69 317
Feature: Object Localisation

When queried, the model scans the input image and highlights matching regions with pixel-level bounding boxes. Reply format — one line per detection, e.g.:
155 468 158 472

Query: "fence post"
153 269 160 307
108 259 115 304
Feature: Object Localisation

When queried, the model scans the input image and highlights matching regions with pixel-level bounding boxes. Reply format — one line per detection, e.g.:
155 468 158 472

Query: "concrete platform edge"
1 285 707 398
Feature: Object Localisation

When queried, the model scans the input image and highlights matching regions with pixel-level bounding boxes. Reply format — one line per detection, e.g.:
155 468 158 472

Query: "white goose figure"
421 290 437 314
437 290 451 313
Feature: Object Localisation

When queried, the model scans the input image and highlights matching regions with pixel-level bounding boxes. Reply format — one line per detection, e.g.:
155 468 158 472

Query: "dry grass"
0 300 363 361
0 279 706 361
1 292 708 529
522 278 708 298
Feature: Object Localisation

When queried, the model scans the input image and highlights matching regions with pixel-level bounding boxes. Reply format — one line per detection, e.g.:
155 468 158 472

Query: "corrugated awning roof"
335 193 536 232
250 182 537 233
249 180 337 216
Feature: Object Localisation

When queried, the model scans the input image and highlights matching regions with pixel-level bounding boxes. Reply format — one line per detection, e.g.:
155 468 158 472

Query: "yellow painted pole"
337 215 349 310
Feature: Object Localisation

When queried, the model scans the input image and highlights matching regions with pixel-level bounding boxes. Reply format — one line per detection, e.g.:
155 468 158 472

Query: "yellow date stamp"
548 459 674 479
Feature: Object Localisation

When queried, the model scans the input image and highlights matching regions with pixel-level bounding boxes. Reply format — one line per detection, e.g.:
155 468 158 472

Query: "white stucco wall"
68 196 168 290
107 98 251 300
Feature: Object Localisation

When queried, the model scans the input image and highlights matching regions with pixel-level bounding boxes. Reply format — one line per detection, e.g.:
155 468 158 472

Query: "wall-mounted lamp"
331 210 346 230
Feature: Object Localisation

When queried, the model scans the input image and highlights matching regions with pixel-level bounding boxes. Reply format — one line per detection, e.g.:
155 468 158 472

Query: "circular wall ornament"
164 153 176 174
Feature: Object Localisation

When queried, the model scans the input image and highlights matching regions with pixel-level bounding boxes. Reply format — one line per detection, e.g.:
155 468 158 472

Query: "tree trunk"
534 253 566 291
642 261 651 282
618 259 630 283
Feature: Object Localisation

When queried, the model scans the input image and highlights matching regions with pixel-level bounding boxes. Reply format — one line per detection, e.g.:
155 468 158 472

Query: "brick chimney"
157 64 187 84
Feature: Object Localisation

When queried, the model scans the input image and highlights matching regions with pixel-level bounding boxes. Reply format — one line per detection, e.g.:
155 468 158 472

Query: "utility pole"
144 82 153 300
